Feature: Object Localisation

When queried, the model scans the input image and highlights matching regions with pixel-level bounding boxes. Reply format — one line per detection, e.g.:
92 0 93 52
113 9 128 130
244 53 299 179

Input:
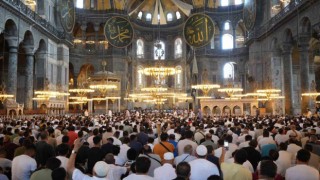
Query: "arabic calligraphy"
104 17 134 48
184 14 214 48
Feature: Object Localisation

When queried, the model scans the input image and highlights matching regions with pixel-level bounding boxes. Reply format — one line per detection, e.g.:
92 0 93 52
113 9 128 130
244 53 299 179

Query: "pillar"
24 45 35 110
5 36 18 98
281 43 294 114
80 24 87 49
233 28 236 48
94 23 100 49
299 34 311 112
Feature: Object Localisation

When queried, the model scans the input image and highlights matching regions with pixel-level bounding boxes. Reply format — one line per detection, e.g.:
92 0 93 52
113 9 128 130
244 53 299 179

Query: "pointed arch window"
174 38 182 59
235 0 243 5
137 11 143 19
176 11 181 19
137 39 144 58
167 13 173 22
146 13 152 21
223 62 235 79
222 34 234 50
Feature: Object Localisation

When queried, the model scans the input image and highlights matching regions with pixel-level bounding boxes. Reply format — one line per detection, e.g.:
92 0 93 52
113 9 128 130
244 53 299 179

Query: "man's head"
205 133 212 140
57 143 69 156
234 149 247 164
104 153 115 164
296 149 311 164
279 142 288 151
160 133 169 142
93 136 102 146
176 162 191 179
135 157 151 174
93 161 110 178
245 135 252 142
52 167 67 180
259 160 277 179
184 130 194 139
24 143 36 157
183 144 193 155
196 145 207 158
46 157 61 170
163 152 174 164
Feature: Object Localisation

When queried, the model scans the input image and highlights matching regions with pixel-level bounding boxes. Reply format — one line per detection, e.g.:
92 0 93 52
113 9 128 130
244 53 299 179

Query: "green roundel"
184 14 214 48
104 16 134 48
59 0 75 33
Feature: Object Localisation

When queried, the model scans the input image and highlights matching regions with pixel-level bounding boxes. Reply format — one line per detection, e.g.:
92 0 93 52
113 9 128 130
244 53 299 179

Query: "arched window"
146 13 152 21
174 38 182 58
167 13 173 22
176 11 181 19
175 66 182 88
154 41 165 60
137 66 144 87
222 34 234 49
137 39 144 58
76 0 83 8
223 62 235 79
221 0 229 6
137 11 143 19
210 36 215 49
90 0 95 9
235 0 243 5
224 22 230 30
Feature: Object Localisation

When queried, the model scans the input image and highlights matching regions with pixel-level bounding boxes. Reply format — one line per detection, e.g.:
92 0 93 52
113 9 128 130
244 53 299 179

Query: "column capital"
281 43 293 54
4 36 18 48
23 45 35 55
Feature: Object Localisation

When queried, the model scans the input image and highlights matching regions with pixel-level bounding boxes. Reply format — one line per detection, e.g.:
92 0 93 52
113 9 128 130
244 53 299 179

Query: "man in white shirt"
177 130 198 156
123 156 155 180
274 129 289 145
174 145 197 165
56 129 68 146
87 128 99 148
56 143 69 170
105 153 128 180
285 149 319 180
258 130 276 149
189 145 220 180
154 152 177 180
239 135 252 149
12 144 37 180
287 139 302 163
276 143 292 176
119 137 131 162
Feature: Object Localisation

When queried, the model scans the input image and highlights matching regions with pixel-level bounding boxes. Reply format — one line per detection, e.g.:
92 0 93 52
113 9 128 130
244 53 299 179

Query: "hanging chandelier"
0 82 14 101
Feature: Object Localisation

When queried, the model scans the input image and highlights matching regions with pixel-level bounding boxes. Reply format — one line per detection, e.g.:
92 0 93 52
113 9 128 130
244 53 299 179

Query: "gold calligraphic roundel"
183 14 214 48
104 16 134 48
59 0 75 33
243 0 257 31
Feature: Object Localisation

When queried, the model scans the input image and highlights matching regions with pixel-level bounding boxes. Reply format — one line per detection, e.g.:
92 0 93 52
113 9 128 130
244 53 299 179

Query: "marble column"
94 23 100 49
80 24 87 49
24 46 35 110
281 43 294 114
233 28 236 48
5 36 18 98
299 34 311 112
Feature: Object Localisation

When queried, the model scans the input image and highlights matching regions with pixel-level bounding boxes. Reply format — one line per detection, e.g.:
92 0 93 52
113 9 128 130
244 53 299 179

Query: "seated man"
123 156 154 180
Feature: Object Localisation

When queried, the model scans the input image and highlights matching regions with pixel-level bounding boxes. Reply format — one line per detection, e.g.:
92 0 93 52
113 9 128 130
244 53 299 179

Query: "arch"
137 65 144 87
176 11 181 19
136 38 144 58
203 106 211 116
299 17 312 34
76 0 83 8
174 38 182 59
146 13 152 21
223 62 235 79
4 19 18 37
167 13 173 22
212 106 221 116
175 66 182 87
78 64 94 86
283 28 293 43
154 40 165 60
235 21 245 48
223 106 231 116
23 30 34 46
233 105 241 115
270 37 278 51
222 34 234 49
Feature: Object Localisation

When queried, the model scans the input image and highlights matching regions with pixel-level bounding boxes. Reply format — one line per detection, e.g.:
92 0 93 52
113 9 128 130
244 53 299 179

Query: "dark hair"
93 128 99 136
135 157 151 173
249 140 258 148
184 130 193 139
160 133 169 141
296 149 310 162
260 160 277 178
112 146 120 155
234 149 247 164
46 157 61 170
245 135 252 141
122 137 130 144
268 149 279 161
105 153 115 164
279 142 288 150
78 131 83 138
176 162 191 178
93 136 101 145
263 129 269 137
127 148 138 160
207 175 222 180
57 143 70 156
225 135 233 143
62 135 69 143
304 144 313 152
40 132 48 140
51 167 66 180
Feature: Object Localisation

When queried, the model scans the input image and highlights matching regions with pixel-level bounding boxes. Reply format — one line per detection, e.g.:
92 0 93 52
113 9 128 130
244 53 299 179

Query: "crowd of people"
0 109 319 180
